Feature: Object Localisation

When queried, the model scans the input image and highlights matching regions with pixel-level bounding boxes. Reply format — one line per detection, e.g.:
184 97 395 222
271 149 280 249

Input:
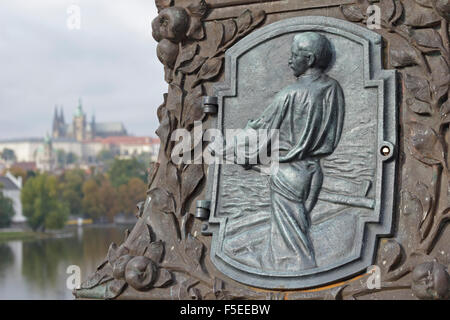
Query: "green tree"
1 148 16 162
107 158 147 188
59 169 86 216
0 186 15 228
97 149 116 162
21 173 69 231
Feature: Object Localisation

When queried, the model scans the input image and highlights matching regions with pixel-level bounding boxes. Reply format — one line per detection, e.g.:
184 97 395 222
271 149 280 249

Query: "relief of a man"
217 32 345 271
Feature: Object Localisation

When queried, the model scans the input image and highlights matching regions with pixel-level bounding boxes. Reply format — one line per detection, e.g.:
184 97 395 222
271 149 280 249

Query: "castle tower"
52 106 60 138
60 106 65 130
52 105 67 139
73 98 87 142
37 133 56 172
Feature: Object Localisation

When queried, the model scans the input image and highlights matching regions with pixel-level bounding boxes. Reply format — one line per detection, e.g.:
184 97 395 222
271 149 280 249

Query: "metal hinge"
202 96 218 115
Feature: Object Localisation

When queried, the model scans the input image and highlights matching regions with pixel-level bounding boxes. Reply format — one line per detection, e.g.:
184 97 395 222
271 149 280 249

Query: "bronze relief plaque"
204 16 397 289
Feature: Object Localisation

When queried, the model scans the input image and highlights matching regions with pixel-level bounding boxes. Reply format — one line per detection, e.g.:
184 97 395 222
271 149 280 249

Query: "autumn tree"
82 176 119 222
81 178 102 220
117 177 147 216
5 166 27 184
98 179 119 222
59 169 86 215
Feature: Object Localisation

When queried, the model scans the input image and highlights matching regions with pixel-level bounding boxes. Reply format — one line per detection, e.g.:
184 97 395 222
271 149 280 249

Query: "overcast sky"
0 0 166 139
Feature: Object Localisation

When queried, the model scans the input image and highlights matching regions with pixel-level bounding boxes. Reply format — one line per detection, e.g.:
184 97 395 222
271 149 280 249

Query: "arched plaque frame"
204 16 397 289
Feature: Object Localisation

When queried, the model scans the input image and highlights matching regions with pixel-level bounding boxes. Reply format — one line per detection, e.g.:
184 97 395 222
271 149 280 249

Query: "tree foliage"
59 169 85 216
107 158 147 188
82 176 119 222
1 148 16 162
117 177 147 216
0 187 15 228
21 173 69 230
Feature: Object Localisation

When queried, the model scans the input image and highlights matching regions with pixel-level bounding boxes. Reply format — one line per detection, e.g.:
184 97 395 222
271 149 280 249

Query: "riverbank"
0 231 52 242
0 222 136 242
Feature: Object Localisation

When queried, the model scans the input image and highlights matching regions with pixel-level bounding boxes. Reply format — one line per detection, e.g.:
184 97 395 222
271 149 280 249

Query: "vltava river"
0 224 132 299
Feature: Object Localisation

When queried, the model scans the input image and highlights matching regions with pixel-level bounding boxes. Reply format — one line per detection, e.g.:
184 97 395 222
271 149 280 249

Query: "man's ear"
306 52 315 68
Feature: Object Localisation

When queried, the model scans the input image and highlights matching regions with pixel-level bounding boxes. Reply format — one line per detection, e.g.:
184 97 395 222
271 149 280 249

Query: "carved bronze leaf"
222 19 237 44
407 98 432 115
404 73 432 103
193 56 223 87
412 29 444 51
401 190 423 216
155 107 177 158
165 162 181 207
144 241 165 263
80 270 112 290
389 36 419 67
236 9 253 33
440 99 450 118
105 279 127 299
181 164 204 211
177 279 201 300
390 0 404 25
433 0 450 21
154 269 173 288
431 57 450 102
211 21 225 52
185 233 204 267
185 0 207 40
415 182 434 239
174 43 198 72
414 0 433 8
340 4 365 22
166 84 183 113
380 0 396 22
107 242 129 265
187 16 205 40
406 121 445 166
178 55 208 74
404 0 441 27
379 239 403 273
182 84 204 129
181 212 194 240
157 94 168 122
148 187 176 215
250 9 266 28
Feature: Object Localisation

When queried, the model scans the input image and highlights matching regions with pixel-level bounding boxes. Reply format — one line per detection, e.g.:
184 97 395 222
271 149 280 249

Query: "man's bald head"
292 32 332 70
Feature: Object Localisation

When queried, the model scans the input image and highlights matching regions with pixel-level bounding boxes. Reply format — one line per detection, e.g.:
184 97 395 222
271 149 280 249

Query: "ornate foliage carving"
76 0 450 300
75 0 267 300
341 0 450 299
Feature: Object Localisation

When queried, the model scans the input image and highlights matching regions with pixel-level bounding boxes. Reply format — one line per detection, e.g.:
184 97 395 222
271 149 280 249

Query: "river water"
0 224 133 300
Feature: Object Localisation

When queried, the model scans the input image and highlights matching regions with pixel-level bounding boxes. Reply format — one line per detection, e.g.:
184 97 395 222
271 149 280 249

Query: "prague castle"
0 99 159 172
52 99 127 141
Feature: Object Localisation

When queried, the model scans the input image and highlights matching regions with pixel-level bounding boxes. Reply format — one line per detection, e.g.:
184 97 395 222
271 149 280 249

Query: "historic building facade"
0 100 160 171
52 99 127 142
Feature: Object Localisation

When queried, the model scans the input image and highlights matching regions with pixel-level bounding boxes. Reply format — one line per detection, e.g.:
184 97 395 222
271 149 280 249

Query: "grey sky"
0 0 166 139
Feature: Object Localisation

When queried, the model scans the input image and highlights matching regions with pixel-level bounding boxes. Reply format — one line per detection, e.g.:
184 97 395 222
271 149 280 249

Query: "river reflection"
0 224 133 299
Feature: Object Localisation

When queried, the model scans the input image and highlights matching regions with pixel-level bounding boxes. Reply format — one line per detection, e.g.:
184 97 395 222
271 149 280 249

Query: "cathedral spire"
75 98 84 117
60 105 65 124
52 105 59 138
